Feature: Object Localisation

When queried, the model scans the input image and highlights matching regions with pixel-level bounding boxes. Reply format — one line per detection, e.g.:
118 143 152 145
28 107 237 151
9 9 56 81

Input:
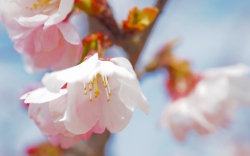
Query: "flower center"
33 0 51 9
25 0 59 14
84 73 111 102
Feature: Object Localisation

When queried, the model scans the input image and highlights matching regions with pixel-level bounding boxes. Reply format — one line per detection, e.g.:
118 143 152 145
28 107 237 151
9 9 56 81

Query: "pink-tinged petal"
22 88 67 104
49 94 68 122
48 134 82 149
160 98 215 141
91 121 106 134
29 103 58 136
96 93 134 133
15 15 49 28
63 82 101 134
42 53 98 93
81 130 93 140
203 64 250 78
49 94 76 137
51 43 81 71
57 22 81 45
44 0 74 28
23 42 65 72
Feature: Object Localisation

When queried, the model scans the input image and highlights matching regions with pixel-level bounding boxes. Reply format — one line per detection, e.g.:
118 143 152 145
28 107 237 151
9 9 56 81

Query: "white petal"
111 57 136 77
56 22 81 45
115 77 150 114
44 0 74 28
29 103 58 136
63 82 101 134
42 53 98 93
22 87 67 104
16 15 49 28
97 93 134 133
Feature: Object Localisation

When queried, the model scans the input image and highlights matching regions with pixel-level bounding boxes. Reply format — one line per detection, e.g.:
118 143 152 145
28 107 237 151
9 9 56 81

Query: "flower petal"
22 87 67 104
42 53 98 93
48 134 82 149
29 103 58 136
96 93 134 133
15 14 49 28
111 57 136 76
62 82 101 134
56 22 81 45
115 77 150 114
44 0 74 28
51 42 81 71
204 64 250 78
88 59 149 114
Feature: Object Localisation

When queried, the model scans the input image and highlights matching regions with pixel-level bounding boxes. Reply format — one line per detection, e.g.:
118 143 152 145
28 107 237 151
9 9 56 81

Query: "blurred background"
1 0 250 155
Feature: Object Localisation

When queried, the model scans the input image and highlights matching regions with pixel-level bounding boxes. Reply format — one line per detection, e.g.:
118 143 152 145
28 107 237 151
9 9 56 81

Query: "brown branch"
65 130 111 156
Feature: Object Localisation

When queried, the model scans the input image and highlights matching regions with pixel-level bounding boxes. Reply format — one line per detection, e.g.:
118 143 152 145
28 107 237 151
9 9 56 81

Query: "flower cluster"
21 54 149 148
0 0 153 149
153 41 250 141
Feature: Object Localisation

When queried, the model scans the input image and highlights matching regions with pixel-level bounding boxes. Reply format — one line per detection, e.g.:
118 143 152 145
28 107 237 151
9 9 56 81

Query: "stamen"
33 0 51 9
89 83 92 102
83 74 112 102
105 87 110 102
94 76 100 96
89 83 92 91
100 74 105 83
105 76 111 95
84 83 87 95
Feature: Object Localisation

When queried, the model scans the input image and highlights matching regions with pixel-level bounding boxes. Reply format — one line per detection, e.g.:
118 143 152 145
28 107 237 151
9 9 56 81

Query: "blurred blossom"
160 64 250 141
26 142 63 156
21 53 149 148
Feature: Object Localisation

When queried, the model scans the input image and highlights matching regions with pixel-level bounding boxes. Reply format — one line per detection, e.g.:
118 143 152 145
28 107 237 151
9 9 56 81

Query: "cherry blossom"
28 102 92 148
160 64 250 141
0 0 81 72
21 53 149 146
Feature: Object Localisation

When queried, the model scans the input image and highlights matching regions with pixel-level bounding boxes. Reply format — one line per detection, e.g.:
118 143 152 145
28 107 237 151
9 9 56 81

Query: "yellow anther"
84 92 87 95
89 88 92 91
84 87 87 90
33 0 51 9
109 93 111 96
107 99 110 102
89 99 92 102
